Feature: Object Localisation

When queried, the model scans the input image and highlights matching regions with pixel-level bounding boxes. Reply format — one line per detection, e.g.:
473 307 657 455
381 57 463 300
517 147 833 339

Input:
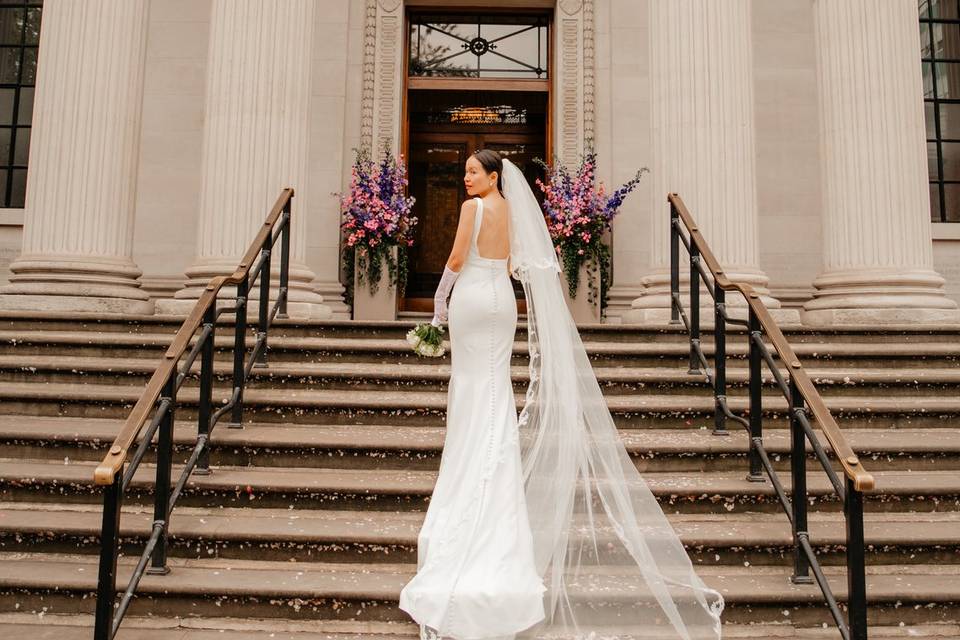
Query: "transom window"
408 14 549 79
921 0 960 222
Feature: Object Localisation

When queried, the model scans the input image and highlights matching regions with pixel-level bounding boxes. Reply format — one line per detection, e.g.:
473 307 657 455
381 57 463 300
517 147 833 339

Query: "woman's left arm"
445 199 477 271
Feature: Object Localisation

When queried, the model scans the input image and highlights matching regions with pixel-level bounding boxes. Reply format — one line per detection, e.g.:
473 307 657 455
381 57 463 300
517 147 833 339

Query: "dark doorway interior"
404 89 547 310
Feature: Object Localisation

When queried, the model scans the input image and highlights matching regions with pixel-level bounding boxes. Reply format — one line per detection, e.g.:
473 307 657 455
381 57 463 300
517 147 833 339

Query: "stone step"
3 416 957 473
0 552 956 626
3 355 959 398
1 458 956 514
4 310 960 345
3 330 959 369
2 502 956 566
0 614 418 640
1 381 957 430
1 614 957 640
0 311 960 341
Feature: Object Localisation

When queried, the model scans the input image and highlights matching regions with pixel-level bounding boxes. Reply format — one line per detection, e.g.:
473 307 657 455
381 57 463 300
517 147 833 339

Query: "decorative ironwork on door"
409 14 549 79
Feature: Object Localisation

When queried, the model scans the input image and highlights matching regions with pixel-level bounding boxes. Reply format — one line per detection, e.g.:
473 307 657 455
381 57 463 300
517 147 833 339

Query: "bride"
398 150 724 640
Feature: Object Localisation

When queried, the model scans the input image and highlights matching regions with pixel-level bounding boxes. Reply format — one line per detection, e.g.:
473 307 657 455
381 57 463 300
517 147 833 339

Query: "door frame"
400 8 553 313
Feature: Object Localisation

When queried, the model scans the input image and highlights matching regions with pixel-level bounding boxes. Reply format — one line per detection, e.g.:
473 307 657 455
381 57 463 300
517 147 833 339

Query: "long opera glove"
431 265 460 326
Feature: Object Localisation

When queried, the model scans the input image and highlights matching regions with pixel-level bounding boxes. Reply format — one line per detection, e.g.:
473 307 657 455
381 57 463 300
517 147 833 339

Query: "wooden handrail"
93 188 295 486
668 193 875 493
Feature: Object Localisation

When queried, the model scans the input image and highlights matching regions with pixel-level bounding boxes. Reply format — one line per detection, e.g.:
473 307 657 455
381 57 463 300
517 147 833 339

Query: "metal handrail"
92 188 294 640
667 193 873 640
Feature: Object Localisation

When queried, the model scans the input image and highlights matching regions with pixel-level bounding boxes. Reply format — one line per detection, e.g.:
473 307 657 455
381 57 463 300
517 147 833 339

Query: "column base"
622 305 800 326
622 266 798 325
801 307 960 326
154 297 331 320
801 268 960 326
0 255 155 315
600 284 646 324
312 278 351 319
155 258 332 319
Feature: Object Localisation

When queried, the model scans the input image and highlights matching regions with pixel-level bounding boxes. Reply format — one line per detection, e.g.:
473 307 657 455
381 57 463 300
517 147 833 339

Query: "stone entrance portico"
0 0 956 325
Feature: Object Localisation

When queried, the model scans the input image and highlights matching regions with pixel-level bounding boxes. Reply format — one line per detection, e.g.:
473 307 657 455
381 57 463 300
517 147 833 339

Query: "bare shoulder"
457 198 478 224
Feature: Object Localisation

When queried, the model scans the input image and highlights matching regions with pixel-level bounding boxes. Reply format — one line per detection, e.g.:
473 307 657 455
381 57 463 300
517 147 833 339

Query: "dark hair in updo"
472 148 503 194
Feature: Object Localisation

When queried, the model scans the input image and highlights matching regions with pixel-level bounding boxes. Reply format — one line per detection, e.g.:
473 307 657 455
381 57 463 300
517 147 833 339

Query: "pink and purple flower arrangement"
338 147 418 304
535 148 647 310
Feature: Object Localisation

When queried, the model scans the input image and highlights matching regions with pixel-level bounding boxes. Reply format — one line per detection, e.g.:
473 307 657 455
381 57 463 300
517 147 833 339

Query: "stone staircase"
0 312 958 638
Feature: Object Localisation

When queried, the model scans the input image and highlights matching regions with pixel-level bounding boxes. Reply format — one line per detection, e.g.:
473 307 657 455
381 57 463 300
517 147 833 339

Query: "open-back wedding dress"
398 160 724 640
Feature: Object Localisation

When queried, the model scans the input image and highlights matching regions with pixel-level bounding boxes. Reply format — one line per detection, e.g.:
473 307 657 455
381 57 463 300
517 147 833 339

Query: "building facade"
0 0 958 324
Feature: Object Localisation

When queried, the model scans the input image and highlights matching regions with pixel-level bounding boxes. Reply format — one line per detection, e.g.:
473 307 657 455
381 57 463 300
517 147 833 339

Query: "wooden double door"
403 132 545 310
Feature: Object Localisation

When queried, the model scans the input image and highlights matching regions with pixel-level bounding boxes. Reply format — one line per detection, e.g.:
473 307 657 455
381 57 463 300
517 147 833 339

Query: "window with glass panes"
409 14 548 79
921 0 960 222
0 1 39 210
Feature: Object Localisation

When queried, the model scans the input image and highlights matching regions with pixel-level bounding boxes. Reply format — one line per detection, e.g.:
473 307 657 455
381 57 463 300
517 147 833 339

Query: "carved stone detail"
360 0 377 150
379 0 401 11
560 18 581 164
376 14 400 156
556 1 594 164
560 0 583 15
583 0 595 143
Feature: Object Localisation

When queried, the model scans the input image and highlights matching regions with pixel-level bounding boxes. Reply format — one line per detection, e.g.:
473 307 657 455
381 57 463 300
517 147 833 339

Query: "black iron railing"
92 189 295 640
667 194 874 640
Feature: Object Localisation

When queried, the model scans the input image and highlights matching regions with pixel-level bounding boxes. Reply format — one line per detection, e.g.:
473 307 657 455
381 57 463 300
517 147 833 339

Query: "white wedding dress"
400 160 723 640
399 196 547 639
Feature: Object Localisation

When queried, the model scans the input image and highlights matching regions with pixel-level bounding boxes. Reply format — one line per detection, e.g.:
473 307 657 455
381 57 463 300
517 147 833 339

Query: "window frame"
406 10 551 92
920 0 960 222
0 0 41 210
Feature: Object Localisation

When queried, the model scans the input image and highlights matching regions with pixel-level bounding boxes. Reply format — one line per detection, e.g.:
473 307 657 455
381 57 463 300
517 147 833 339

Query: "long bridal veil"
503 158 724 640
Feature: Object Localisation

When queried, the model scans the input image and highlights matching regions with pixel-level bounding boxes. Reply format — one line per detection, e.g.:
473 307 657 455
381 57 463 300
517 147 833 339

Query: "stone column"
0 0 153 314
624 0 794 324
802 0 958 325
157 0 331 319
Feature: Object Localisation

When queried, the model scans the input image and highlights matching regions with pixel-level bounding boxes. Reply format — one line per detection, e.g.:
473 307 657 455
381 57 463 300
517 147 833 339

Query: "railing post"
669 200 680 324
229 277 248 428
94 469 122 640
196 305 216 475
254 237 272 369
746 306 764 482
278 201 291 320
712 287 728 435
789 376 813 584
688 244 701 375
147 376 175 575
845 475 869 639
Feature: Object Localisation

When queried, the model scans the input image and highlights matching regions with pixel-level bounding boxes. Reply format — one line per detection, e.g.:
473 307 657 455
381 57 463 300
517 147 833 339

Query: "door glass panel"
408 89 547 131
407 142 468 297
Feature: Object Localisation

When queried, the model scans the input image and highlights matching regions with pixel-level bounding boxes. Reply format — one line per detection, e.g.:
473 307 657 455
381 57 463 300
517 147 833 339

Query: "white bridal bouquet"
407 320 446 357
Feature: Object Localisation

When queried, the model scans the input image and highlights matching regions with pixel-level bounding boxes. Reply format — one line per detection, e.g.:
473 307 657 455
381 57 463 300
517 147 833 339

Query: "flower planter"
353 245 398 320
562 259 601 324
